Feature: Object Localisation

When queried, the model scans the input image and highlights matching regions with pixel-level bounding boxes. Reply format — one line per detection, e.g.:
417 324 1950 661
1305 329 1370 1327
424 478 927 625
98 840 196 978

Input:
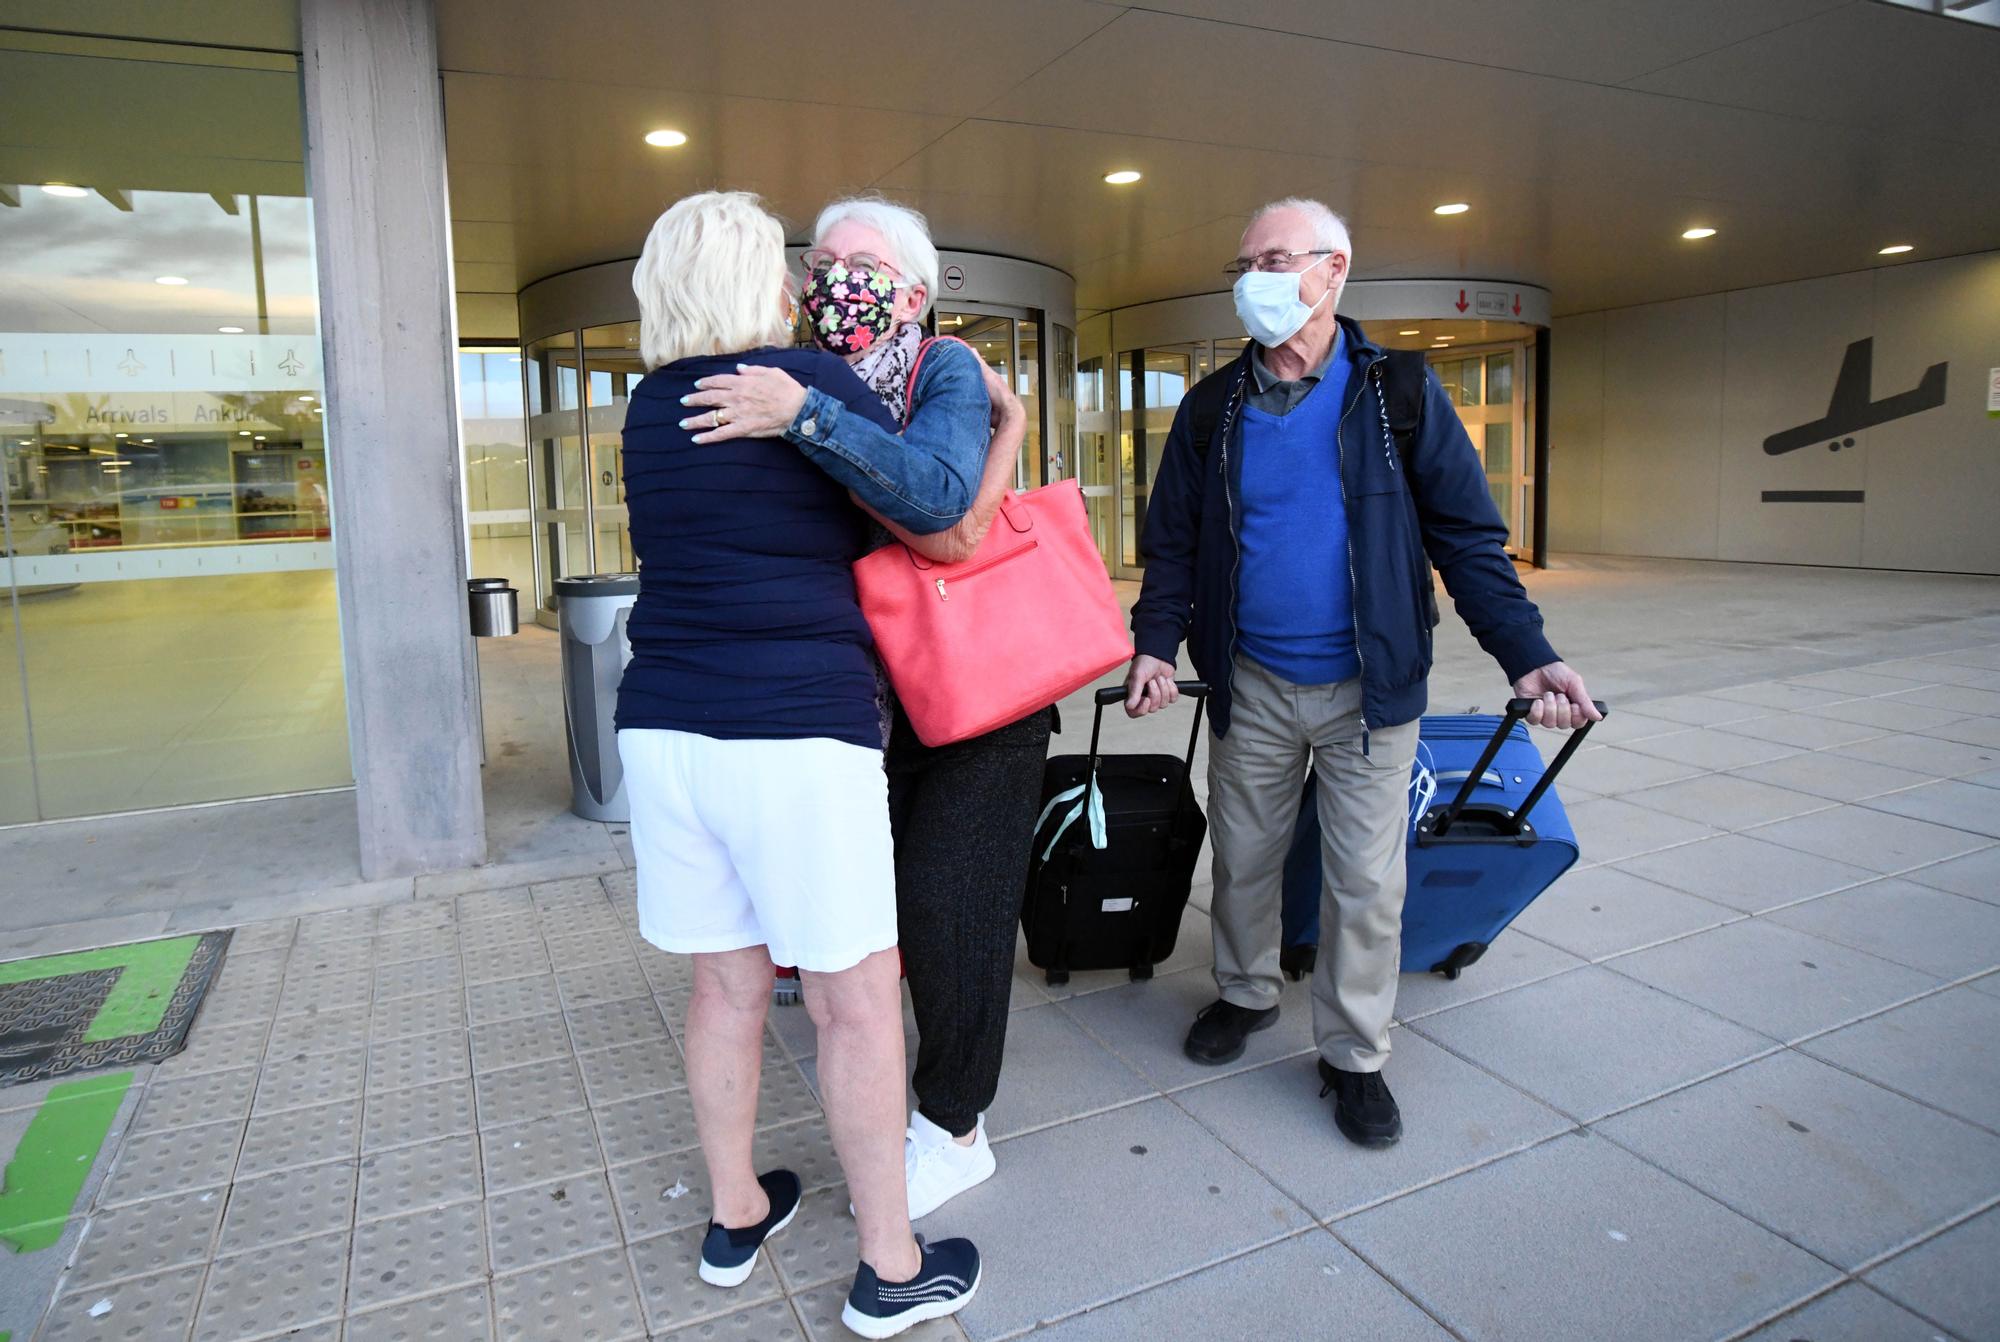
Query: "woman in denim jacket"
685 196 1047 1224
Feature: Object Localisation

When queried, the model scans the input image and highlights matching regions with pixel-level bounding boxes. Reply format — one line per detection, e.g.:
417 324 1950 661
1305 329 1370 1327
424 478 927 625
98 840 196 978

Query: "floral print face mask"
801 260 900 356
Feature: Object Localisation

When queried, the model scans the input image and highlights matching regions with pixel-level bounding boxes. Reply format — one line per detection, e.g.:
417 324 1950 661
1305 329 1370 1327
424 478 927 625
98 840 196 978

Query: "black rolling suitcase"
1022 681 1209 986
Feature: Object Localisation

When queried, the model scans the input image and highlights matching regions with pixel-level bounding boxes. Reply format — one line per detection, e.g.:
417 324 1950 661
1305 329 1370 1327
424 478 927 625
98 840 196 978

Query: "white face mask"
1232 254 1333 348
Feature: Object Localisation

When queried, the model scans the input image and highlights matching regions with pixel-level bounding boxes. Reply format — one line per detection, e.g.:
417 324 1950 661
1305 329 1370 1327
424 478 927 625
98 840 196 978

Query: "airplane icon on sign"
1763 337 1947 456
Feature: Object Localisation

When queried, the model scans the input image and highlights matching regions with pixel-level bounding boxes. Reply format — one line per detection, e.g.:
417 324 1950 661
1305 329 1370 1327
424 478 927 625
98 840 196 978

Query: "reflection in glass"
459 348 534 598
1076 356 1114 569
583 321 642 573
525 332 587 615
1486 353 1514 406
0 42 346 819
1017 318 1041 489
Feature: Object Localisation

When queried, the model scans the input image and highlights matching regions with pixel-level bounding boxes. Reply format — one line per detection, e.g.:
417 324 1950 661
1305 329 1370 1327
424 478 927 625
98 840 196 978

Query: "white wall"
1550 250 2000 575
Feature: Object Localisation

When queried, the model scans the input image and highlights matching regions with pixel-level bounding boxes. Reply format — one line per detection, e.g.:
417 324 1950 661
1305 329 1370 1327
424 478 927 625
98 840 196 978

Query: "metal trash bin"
467 578 519 637
556 573 640 822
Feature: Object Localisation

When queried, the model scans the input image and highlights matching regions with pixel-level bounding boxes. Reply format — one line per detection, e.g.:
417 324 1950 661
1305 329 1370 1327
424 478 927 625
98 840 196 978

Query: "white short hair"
811 195 940 320
1248 197 1353 264
633 191 793 370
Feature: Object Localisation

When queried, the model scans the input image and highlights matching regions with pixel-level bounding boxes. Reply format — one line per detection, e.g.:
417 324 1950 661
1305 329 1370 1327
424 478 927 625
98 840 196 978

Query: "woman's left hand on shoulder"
680 364 808 443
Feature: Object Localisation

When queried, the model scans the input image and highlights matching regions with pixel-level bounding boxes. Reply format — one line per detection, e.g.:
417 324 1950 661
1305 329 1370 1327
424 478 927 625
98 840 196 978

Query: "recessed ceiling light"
238 430 251 436
1399 329 1421 336
1681 227 1717 240
114 432 129 438
1433 202 1470 216
299 394 315 402
42 183 89 198
1434 335 1456 341
155 275 189 285
1103 170 1142 185
218 325 245 333
1878 244 1914 255
253 434 267 441
313 407 325 414
644 129 688 148
140 437 155 443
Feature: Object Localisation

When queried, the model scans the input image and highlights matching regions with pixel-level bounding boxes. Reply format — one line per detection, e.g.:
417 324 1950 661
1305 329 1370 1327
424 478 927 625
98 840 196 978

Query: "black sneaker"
842 1234 981 1338
1279 944 1318 981
1318 1059 1402 1147
1183 999 1280 1065
698 1169 801 1287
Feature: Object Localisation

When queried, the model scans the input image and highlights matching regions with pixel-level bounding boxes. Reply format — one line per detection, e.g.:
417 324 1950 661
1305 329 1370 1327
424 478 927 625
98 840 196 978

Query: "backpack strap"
1186 354 1250 463
1374 348 1430 467
902 334 976 426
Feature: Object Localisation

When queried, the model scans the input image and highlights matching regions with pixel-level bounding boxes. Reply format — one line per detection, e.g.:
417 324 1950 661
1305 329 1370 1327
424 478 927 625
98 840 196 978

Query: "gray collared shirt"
1245 334 1341 417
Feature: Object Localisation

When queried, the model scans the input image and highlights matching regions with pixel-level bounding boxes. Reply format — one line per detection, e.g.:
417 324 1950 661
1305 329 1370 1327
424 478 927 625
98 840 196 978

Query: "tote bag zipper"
932 539 1039 601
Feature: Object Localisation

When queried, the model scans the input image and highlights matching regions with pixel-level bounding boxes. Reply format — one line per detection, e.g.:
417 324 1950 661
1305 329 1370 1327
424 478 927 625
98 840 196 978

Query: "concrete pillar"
301 0 486 877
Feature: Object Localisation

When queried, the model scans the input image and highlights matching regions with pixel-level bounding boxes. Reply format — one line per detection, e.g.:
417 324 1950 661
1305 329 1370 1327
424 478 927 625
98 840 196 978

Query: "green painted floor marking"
0 1071 134 1253
0 935 201 1042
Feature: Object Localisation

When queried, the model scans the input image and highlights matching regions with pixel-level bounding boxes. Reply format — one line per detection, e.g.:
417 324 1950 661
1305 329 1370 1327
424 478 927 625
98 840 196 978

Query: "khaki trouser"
1208 656 1420 1072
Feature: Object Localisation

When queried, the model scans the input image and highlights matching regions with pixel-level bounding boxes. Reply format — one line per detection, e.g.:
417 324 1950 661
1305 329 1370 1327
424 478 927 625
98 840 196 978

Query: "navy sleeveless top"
614 347 902 750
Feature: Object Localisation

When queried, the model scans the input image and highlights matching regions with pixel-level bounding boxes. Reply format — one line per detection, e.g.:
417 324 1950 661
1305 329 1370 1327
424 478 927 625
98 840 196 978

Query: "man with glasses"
1123 197 1597 1148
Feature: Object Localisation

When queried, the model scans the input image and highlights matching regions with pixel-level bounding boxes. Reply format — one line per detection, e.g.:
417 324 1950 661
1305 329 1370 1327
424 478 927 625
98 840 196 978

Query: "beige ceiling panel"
1626 2 2000 148
452 262 517 293
450 220 517 266
1132 0 1848 86
443 71 961 287
0 1 298 51
435 0 1120 117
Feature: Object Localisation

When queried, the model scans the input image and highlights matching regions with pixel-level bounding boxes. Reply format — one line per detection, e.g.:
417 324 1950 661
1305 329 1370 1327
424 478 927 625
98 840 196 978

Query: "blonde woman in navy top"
617 191 981 1336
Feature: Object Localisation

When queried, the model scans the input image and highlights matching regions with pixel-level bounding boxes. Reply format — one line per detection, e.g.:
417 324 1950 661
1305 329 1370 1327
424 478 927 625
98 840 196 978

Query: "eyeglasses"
1223 248 1335 277
800 249 907 283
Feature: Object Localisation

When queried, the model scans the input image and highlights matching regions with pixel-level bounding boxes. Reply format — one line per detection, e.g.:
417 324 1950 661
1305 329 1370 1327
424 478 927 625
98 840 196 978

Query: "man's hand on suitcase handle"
1124 655 1181 717
1511 662 1602 731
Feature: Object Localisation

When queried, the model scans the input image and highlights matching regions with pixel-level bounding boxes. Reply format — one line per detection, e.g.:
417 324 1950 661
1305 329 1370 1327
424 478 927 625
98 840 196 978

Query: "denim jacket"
784 338 990 536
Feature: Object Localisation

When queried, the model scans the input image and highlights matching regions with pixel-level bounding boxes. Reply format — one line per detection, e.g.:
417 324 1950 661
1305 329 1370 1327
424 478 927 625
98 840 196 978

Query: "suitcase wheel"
1431 942 1489 981
1129 962 1154 982
1045 967 1070 987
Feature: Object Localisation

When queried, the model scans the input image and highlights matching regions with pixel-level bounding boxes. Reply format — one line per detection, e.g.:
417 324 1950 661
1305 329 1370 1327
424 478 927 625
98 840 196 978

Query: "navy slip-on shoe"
698 1169 802 1288
842 1234 982 1338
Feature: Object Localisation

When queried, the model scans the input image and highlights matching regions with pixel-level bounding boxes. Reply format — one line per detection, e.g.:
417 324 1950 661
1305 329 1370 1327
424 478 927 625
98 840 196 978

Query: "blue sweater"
1235 364 1358 685
615 347 912 750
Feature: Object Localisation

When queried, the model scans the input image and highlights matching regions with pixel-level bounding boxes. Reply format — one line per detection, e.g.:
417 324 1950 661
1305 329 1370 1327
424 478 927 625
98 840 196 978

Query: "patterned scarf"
843 320 926 748
848 320 925 423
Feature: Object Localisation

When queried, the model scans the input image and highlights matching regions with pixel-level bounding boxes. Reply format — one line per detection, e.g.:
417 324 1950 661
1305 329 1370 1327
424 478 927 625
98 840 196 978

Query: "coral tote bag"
855 476 1133 746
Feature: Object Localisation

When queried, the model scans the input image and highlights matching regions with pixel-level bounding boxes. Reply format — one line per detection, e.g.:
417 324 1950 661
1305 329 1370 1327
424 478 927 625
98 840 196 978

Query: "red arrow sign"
1454 289 1468 313
1512 293 1521 316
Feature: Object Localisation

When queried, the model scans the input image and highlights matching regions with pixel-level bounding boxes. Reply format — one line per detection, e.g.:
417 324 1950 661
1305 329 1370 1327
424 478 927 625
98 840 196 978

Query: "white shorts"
618 728 898 974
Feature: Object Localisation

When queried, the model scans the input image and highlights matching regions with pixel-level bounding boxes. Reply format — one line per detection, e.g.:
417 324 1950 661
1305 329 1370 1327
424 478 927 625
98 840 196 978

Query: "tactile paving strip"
576 1036 685 1107
564 996 667 1054
465 974 563 1026
347 1199 487 1312
793 1279 967 1342
556 959 651 1009
64 1186 225 1291
194 1227 351 1341
356 1133 483 1222
0 931 231 1085
593 1090 701 1168
216 1159 358 1255
474 1055 586 1129
237 1098 361 1178
371 988 466 1041
363 1077 476 1153
605 1151 715 1241
628 1220 783 1335
492 1244 645 1341
485 1171 621 1273
39 1263 207 1341
346 1282 493 1342
767 1189 858 1292
366 1028 471 1093
469 1012 572 1072
481 1108 604 1194
97 1119 245 1208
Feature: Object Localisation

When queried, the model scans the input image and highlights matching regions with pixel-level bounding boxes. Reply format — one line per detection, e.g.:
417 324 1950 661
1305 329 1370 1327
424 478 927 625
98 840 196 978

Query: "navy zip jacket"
1130 316 1559 736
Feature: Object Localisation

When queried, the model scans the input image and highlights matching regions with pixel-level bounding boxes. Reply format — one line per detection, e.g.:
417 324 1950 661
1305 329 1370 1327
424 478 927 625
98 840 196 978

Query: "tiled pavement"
10 642 2000 1341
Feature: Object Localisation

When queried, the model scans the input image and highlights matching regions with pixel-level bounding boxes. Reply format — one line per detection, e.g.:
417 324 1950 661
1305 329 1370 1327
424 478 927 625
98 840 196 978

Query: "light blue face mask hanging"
1035 775 1109 861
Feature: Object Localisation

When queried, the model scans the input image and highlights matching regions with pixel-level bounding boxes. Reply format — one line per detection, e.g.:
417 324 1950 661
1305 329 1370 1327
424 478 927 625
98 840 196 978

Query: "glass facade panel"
0 39 345 820
1017 317 1041 489
1486 352 1515 405
525 332 587 617
459 348 534 598
1076 355 1114 570
1048 324 1076 487
583 321 642 573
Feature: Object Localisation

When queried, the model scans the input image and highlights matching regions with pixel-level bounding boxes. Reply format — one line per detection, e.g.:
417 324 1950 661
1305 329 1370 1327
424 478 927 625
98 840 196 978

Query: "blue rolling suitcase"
1281 698 1606 980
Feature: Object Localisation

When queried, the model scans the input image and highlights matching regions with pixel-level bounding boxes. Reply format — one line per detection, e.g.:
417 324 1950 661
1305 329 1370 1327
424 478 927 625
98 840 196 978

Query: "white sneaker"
904 1110 995 1221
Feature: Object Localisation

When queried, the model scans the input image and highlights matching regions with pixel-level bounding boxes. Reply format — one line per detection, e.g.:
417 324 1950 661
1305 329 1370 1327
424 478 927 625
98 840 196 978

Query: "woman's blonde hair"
633 191 793 370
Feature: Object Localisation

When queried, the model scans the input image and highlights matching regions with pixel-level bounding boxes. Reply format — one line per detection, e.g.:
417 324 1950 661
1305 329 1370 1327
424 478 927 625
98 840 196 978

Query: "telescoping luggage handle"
1426 697 1610 841
1036 681 1211 863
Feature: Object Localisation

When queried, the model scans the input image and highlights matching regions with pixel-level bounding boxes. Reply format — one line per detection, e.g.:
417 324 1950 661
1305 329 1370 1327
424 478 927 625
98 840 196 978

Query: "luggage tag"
1034 776 1108 862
